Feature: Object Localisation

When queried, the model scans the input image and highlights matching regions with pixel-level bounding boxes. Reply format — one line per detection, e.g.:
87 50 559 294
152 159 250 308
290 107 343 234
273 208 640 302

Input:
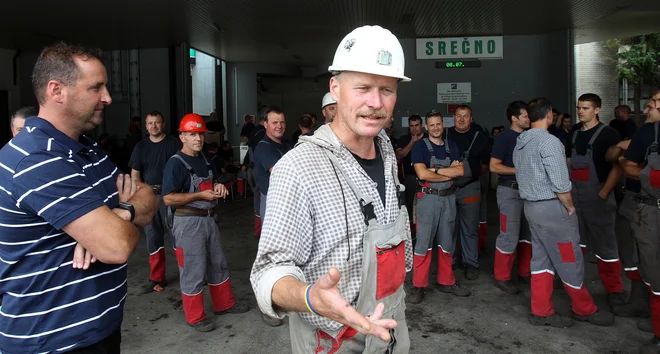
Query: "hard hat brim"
328 67 411 82
179 128 208 133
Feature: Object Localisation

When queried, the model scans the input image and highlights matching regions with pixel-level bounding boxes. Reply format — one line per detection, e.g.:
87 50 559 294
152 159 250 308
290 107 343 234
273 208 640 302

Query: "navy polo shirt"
0 117 125 353
624 122 659 194
491 128 520 182
410 138 461 184
253 135 291 195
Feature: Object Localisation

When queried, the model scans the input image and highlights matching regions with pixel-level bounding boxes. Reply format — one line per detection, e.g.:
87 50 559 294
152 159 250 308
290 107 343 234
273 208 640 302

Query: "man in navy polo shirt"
0 43 158 353
253 106 291 222
491 101 532 294
252 106 291 328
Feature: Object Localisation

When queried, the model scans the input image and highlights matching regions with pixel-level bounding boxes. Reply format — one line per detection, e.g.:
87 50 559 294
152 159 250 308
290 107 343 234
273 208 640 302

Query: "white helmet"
328 25 410 82
321 92 336 108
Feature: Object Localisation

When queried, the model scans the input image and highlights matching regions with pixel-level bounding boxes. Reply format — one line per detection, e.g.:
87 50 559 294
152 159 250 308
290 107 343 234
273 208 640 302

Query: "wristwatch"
118 202 135 222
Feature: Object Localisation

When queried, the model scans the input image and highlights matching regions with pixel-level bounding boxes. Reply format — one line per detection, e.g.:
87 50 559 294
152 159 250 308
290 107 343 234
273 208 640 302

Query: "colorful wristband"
305 284 321 316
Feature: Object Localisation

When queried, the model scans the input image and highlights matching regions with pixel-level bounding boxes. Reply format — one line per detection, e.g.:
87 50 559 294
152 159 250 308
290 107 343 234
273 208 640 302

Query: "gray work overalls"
288 150 411 354
447 129 481 269
632 122 660 295
630 122 660 337
170 154 236 325
493 177 532 281
413 138 458 287
569 125 622 294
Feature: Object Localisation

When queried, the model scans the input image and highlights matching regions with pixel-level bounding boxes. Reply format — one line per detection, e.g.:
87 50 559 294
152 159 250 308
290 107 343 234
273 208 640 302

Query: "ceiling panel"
0 0 659 66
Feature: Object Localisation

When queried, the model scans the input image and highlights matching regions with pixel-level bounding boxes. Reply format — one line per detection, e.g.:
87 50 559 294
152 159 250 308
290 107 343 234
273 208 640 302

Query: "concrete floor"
120 191 648 354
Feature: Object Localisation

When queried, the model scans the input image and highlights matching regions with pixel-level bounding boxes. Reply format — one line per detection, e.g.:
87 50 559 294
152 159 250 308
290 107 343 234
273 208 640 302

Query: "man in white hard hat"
321 92 337 124
251 25 412 353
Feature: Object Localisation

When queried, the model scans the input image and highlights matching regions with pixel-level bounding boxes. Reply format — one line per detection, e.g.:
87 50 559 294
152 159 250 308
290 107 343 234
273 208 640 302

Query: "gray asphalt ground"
121 190 647 354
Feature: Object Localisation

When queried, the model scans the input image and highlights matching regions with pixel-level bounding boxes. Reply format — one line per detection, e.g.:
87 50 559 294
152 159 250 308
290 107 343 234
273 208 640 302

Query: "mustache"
357 108 387 118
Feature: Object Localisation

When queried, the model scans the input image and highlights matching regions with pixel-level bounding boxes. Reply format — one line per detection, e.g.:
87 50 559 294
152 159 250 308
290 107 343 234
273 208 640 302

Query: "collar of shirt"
25 117 95 154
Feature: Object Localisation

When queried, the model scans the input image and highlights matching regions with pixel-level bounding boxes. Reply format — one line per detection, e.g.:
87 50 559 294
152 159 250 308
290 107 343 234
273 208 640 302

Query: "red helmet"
178 113 207 133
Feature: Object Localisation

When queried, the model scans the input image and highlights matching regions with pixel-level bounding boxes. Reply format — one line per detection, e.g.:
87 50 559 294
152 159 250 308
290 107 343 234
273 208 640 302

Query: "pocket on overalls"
375 241 406 300
500 213 507 233
570 161 590 182
557 242 577 263
199 180 213 191
315 328 357 353
649 166 660 189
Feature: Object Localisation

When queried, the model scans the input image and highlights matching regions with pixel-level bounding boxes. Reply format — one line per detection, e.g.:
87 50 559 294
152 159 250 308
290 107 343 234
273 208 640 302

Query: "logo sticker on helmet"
196 123 202 128
344 38 356 51
377 50 392 66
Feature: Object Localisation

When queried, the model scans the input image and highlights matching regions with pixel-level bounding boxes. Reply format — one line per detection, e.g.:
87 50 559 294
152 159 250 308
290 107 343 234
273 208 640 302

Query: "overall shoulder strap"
171 154 193 172
422 138 434 154
587 124 607 148
466 130 479 153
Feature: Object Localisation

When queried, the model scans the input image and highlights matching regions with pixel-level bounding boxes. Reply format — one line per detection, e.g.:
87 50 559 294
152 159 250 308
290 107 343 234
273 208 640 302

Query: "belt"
418 186 457 196
151 184 162 194
635 194 660 209
174 207 216 216
498 180 519 190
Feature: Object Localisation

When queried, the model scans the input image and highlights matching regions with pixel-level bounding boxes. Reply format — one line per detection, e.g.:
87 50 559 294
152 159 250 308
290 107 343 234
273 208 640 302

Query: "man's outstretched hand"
308 267 398 342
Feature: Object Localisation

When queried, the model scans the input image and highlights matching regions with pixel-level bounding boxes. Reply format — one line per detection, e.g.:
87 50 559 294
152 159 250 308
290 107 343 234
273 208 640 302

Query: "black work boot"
464 265 479 280
140 280 167 294
407 287 425 304
529 313 573 328
215 302 250 315
639 336 660 354
438 284 471 297
492 276 519 294
638 318 654 333
190 318 216 332
608 292 641 317
608 292 629 307
572 310 615 326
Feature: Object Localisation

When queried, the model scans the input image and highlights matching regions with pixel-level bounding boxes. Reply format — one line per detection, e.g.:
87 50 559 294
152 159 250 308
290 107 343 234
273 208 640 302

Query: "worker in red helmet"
162 113 249 332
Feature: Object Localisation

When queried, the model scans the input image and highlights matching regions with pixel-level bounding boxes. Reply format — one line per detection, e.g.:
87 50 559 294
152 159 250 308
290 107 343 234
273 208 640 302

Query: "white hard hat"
328 25 410 82
321 92 336 108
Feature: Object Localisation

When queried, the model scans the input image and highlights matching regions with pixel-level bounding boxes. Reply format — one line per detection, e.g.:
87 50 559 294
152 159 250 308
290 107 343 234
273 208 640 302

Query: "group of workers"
249 25 660 354
0 23 659 354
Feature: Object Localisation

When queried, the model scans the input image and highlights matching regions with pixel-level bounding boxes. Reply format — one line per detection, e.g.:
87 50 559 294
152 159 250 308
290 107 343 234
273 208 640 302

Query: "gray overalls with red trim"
288 151 410 354
630 122 660 337
413 138 458 287
493 178 532 281
170 154 237 325
570 125 623 294
448 129 481 269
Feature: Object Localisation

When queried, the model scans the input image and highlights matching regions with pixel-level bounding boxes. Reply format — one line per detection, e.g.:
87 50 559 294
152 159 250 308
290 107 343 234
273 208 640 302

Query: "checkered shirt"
250 125 412 334
513 128 572 201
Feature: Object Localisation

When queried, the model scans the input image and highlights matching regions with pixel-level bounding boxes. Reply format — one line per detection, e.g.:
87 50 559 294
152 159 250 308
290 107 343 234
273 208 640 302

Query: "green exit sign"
435 60 482 69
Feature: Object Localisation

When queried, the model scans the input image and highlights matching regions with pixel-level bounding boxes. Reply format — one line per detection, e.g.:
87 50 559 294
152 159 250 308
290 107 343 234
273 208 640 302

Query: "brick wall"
574 42 621 124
